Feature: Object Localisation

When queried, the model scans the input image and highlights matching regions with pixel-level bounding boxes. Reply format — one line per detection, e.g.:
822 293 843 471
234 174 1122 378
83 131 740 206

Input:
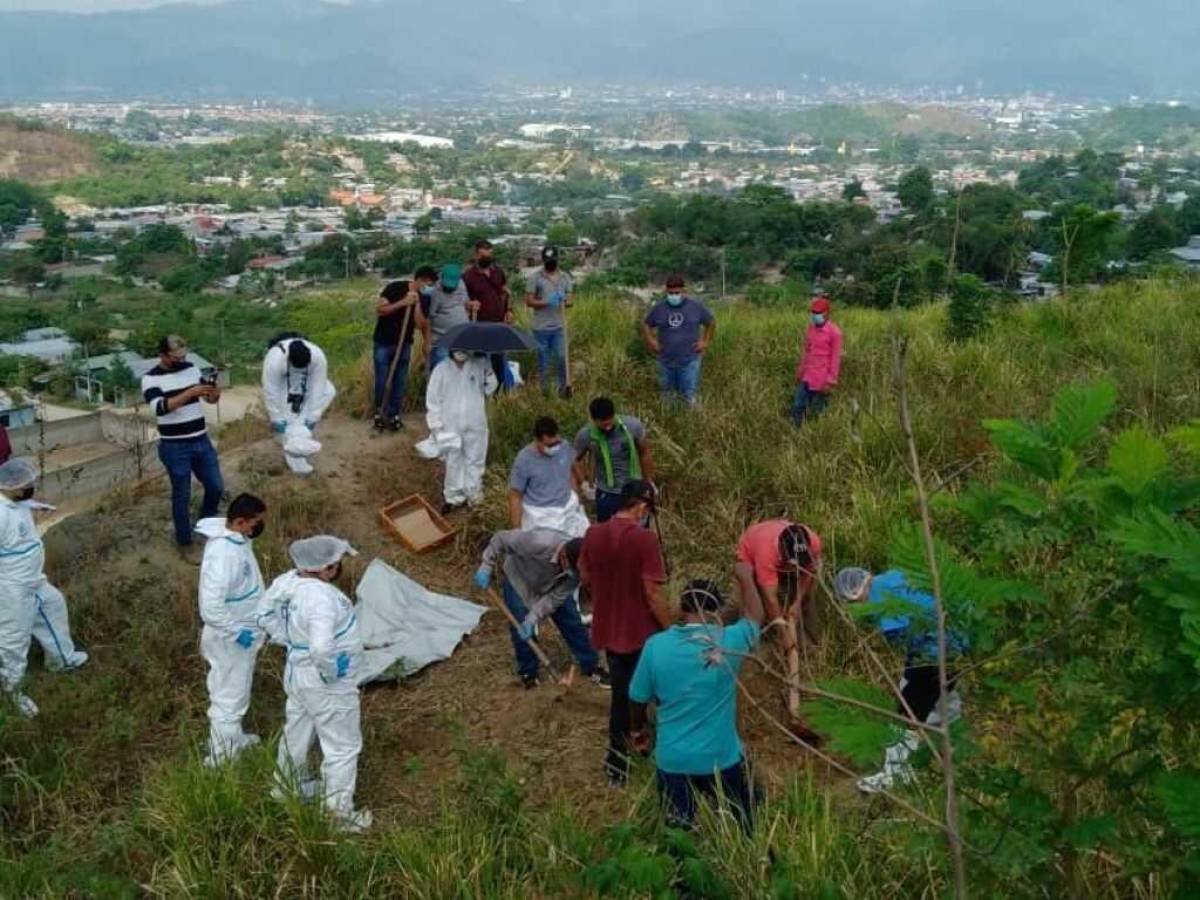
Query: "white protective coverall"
520 490 589 538
259 570 366 823
196 517 266 764
261 338 337 475
424 354 498 506
0 495 87 716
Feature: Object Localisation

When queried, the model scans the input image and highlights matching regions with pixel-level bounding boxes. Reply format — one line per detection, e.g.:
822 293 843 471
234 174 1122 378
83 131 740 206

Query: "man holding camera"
141 335 224 564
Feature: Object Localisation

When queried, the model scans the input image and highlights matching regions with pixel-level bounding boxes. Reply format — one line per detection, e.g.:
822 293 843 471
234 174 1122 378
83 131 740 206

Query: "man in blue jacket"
834 566 967 793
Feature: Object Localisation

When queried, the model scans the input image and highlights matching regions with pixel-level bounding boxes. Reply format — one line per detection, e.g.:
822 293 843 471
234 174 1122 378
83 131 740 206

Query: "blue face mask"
812 313 826 326
544 442 563 457
666 293 684 307
420 285 434 298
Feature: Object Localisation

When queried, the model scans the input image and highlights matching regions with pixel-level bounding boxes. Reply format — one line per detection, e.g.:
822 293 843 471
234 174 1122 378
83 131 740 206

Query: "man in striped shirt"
141 335 224 562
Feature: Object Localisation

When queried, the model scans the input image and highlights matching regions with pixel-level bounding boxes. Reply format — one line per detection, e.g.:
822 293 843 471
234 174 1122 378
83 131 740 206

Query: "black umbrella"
437 322 538 353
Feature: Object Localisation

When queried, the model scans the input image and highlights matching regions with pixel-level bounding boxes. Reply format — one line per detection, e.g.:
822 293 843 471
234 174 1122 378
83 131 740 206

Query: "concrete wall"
8 414 104 455
38 444 157 504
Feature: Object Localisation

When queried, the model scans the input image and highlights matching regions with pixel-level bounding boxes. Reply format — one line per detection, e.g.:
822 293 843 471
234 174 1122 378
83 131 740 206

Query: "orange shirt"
735 520 823 594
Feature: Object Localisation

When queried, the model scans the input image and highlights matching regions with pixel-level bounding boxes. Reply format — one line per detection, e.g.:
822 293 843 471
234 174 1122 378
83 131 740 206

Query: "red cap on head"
810 296 831 314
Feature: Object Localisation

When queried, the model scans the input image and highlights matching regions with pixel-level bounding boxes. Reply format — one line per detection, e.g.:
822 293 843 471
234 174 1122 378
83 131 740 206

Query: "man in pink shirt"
734 519 823 727
791 296 842 427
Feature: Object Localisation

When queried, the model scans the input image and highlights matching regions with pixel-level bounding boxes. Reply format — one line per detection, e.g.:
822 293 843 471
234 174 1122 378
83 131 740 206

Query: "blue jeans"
534 328 566 389
657 358 702 404
502 578 598 680
791 383 828 427
657 759 755 832
157 435 223 546
373 340 412 419
428 344 449 374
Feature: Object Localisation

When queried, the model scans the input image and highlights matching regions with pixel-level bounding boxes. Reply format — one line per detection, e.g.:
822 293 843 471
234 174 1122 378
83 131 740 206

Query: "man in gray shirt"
525 246 573 391
573 396 656 523
473 528 607 689
422 263 470 372
508 416 590 536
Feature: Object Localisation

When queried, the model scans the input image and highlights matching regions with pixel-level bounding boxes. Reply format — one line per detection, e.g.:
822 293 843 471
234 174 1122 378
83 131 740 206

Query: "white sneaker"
336 808 373 834
13 693 39 718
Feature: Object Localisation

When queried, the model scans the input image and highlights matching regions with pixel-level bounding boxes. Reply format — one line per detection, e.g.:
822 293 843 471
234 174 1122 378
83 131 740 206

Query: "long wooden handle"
486 587 554 671
382 305 415 402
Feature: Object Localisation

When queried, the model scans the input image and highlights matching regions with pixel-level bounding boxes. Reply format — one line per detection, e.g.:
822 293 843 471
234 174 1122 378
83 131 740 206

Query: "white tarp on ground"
354 558 488 683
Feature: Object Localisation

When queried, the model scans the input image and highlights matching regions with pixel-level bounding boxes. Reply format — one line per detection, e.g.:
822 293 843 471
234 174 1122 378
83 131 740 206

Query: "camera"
200 371 218 388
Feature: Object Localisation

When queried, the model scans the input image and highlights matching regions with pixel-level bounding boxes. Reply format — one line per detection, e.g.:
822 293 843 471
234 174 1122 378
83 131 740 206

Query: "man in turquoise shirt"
629 578 763 830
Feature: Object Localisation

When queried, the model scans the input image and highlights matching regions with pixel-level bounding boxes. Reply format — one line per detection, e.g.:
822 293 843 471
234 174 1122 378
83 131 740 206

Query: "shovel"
485 587 576 687
377 303 414 430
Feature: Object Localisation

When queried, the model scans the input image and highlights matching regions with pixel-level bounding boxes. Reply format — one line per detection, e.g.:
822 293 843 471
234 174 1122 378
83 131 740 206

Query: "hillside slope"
0 118 97 184
6 275 1200 896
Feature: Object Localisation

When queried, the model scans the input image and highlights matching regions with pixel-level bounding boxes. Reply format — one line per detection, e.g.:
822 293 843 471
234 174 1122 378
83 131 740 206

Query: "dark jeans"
489 352 512 392
791 383 828 427
606 649 643 782
595 490 622 523
901 664 958 723
657 759 755 832
158 435 223 546
502 578 598 680
373 340 412 419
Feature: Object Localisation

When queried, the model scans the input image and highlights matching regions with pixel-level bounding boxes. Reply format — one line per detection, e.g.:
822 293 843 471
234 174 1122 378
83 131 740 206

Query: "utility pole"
720 246 727 300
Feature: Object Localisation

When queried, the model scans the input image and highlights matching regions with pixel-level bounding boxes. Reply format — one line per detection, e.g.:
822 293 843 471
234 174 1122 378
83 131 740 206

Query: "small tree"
842 179 867 202
945 273 991 341
898 166 935 212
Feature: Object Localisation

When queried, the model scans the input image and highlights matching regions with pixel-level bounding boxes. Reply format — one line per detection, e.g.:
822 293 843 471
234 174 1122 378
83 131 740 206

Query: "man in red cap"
791 295 842 427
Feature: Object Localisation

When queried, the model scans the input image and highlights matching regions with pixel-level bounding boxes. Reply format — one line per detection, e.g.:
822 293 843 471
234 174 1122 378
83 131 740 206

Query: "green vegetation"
6 275 1200 896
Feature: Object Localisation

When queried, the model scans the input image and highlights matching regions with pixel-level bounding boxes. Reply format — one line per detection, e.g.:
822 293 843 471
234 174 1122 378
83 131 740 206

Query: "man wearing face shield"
572 397 655 523
629 579 764 831
260 535 371 833
473 529 608 689
425 348 498 513
195 493 268 765
0 458 89 719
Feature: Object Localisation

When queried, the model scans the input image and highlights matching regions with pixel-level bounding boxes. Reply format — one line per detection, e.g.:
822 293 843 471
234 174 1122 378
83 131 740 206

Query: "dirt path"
39 409 822 828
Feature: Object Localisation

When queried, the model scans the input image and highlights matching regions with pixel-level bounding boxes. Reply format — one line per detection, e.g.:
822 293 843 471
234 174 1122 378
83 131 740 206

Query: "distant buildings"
347 131 453 149
0 327 79 365
1170 236 1200 270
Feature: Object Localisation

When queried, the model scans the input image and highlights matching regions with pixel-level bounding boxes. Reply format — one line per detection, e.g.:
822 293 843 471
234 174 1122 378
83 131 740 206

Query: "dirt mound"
37 412 819 823
0 118 98 184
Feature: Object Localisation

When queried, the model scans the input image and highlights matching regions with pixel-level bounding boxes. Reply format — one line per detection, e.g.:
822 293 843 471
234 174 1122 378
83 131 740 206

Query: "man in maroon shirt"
461 239 513 390
579 479 670 785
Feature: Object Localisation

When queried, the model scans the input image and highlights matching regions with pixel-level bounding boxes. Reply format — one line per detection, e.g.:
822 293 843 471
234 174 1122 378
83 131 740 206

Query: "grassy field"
4 274 1200 897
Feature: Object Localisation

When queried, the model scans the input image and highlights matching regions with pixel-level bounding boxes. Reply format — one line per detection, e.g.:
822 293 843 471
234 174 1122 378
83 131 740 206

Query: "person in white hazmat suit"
261 335 337 475
195 493 268 766
258 535 371 833
423 350 497 512
0 458 88 718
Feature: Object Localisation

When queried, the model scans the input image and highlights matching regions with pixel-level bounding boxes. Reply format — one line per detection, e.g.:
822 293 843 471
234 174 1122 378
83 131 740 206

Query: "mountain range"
0 0 1196 103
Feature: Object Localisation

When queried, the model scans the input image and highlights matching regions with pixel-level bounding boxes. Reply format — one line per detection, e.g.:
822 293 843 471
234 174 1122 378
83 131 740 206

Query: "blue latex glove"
304 419 316 431
472 566 492 590
272 421 287 434
335 651 351 679
516 619 536 642
235 628 255 649
547 291 564 308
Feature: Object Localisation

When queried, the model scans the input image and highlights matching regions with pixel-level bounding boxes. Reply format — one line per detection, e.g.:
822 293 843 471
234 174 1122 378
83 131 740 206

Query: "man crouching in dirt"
258 535 372 833
473 528 609 690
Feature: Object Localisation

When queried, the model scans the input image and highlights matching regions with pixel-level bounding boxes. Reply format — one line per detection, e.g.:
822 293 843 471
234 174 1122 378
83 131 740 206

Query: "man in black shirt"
373 266 436 431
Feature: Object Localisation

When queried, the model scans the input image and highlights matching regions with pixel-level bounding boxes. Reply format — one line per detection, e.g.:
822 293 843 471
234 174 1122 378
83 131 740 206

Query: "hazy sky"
0 0 221 9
